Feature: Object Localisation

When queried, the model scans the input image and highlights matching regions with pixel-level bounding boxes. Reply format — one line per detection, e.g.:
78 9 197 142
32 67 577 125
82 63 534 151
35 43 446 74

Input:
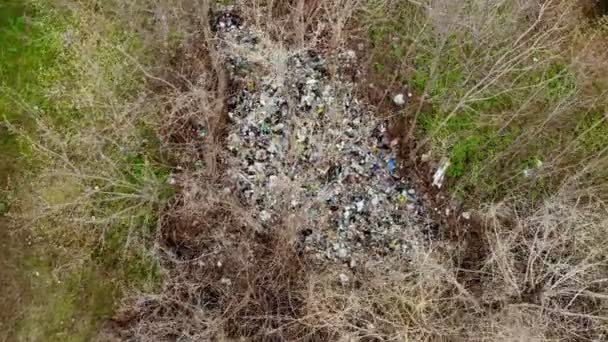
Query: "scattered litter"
217 10 429 263
338 273 350 285
393 93 406 106
386 158 397 174
432 159 450 188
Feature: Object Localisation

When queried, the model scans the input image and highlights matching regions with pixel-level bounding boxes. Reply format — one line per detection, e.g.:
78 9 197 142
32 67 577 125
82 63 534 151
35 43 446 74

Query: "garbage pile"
215 10 426 264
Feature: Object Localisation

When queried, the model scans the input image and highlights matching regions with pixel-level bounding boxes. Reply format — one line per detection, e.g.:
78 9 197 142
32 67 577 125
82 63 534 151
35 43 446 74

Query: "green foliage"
362 0 608 204
575 111 608 154
0 1 63 184
0 1 67 117
545 63 577 98
411 40 465 98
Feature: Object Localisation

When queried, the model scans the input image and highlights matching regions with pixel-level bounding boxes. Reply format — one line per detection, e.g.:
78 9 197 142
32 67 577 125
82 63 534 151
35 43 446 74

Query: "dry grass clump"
113 183 319 340
291 189 608 341
477 192 608 340
238 0 362 49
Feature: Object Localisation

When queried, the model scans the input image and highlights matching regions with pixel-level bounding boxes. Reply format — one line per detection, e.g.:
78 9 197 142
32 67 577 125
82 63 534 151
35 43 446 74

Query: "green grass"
16 256 119 341
575 111 608 154
0 0 62 194
0 1 170 339
363 1 608 204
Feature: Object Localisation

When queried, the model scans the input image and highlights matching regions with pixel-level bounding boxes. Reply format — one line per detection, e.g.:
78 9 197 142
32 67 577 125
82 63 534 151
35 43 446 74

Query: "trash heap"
216 11 424 263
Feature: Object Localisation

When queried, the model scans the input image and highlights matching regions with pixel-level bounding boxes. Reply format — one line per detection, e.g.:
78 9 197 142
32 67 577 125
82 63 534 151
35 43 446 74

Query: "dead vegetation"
3 0 606 340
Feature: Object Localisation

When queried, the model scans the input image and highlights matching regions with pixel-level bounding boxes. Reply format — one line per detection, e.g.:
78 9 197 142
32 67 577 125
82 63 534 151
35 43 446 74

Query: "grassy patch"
575 111 608 154
15 256 119 341
0 0 63 197
0 1 170 339
363 0 608 204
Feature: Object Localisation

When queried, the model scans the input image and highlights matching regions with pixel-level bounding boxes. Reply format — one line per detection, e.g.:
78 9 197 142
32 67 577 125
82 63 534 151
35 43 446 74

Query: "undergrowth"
364 0 608 204
358 0 608 340
2 0 608 341
1 0 170 339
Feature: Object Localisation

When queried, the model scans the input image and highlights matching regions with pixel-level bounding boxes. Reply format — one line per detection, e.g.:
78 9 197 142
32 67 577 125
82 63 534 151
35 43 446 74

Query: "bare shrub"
5 0 172 263
283 189 608 341
113 190 320 340
469 190 608 340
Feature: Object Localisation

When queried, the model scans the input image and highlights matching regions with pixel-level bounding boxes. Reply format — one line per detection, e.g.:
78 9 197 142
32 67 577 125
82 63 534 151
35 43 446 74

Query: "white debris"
393 93 406 106
462 211 471 220
371 196 379 206
355 200 365 212
338 273 349 285
259 210 271 222
432 159 451 188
